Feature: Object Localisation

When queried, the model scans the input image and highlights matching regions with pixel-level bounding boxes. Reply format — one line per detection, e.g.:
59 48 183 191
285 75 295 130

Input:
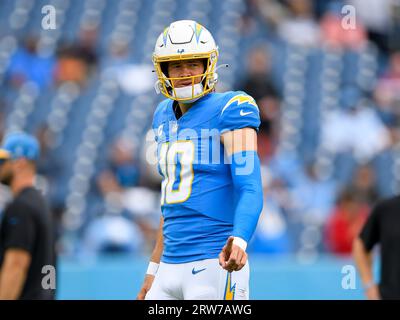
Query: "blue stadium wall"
56 254 380 300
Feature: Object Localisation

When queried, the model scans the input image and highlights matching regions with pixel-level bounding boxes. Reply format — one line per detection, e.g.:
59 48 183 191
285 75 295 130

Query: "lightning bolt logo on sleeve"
221 94 258 116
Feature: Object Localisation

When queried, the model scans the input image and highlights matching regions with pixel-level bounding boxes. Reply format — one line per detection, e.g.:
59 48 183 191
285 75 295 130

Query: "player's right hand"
219 236 247 273
365 284 381 300
136 274 155 300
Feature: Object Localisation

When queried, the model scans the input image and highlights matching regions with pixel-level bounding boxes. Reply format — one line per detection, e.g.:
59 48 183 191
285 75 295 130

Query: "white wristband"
146 262 159 276
233 237 248 251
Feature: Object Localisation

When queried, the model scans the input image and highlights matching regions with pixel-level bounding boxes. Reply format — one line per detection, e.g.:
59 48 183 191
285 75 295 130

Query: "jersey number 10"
159 141 195 204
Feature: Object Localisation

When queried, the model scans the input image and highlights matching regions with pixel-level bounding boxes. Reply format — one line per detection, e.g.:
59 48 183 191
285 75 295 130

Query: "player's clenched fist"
219 236 247 273
137 274 155 300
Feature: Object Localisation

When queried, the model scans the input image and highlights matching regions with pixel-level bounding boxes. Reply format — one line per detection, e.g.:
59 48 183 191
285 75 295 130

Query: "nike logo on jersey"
240 110 253 116
192 267 206 275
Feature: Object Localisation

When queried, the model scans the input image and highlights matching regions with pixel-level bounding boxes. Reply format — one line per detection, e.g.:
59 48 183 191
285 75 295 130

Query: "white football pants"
145 258 249 300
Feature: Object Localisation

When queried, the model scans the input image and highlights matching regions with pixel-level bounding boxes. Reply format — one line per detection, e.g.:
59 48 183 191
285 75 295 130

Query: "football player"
137 20 263 300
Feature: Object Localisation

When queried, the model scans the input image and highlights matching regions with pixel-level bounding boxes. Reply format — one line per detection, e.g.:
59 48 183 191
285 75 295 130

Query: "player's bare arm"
220 128 259 273
353 237 381 300
0 249 31 300
221 127 258 156
137 217 164 300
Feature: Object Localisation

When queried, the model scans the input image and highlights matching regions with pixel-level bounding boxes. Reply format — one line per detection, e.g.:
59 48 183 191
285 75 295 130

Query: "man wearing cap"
0 132 55 300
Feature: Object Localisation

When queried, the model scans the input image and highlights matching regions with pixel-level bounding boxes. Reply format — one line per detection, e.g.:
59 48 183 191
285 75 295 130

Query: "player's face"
0 160 13 186
167 59 205 88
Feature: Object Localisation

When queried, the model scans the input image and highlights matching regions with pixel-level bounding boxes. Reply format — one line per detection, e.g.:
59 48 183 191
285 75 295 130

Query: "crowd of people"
0 0 399 258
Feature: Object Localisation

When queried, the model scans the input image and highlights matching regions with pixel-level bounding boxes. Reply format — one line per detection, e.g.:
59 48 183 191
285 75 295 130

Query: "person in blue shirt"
137 20 263 300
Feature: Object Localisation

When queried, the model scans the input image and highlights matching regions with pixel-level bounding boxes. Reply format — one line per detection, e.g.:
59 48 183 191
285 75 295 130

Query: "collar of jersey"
168 93 213 122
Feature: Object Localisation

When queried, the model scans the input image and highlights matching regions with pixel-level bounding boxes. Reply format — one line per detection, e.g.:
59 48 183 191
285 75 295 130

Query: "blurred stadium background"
0 0 399 299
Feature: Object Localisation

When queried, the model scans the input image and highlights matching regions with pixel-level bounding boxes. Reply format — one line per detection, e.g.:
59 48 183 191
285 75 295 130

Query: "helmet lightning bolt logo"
194 23 203 43
163 27 169 46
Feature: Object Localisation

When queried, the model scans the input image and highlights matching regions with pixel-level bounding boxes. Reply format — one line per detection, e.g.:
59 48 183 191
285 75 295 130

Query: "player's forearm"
149 217 164 263
0 266 27 300
353 237 374 286
230 151 263 243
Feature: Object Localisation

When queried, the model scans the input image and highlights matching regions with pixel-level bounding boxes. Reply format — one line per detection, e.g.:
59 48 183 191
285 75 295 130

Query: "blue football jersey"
152 91 260 263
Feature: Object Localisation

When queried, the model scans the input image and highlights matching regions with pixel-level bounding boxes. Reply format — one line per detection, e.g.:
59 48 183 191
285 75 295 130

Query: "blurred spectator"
378 51 400 98
249 166 291 254
277 0 320 47
374 51 400 141
388 50 400 73
325 188 368 255
235 45 281 160
320 1 367 50
30 125 65 255
238 11 259 39
257 95 281 160
320 102 391 162
98 137 140 195
102 39 155 95
55 46 91 85
314 0 345 19
348 164 380 207
257 163 295 220
102 39 131 69
373 74 400 144
389 2 400 51
96 137 158 249
140 128 163 190
54 27 99 85
35 125 63 204
76 26 99 68
239 0 262 37
290 162 337 223
0 110 5 140
268 150 306 188
347 0 392 53
374 81 399 127
6 37 55 89
83 212 143 254
235 45 279 101
244 0 287 30
122 187 160 248
249 197 290 254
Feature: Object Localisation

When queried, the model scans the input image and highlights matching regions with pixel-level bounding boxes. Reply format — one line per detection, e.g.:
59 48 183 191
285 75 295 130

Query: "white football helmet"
153 20 219 102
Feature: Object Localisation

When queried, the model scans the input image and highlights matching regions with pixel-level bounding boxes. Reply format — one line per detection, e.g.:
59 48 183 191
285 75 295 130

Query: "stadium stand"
0 0 399 261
